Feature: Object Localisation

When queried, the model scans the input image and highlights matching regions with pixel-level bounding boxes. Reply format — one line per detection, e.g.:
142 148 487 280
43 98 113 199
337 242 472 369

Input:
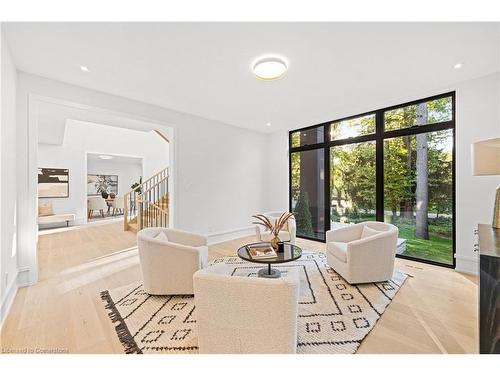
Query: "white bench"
38 213 76 227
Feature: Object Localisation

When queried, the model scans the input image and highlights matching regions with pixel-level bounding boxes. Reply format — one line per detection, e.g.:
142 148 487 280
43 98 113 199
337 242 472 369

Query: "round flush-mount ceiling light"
252 56 288 81
98 155 113 160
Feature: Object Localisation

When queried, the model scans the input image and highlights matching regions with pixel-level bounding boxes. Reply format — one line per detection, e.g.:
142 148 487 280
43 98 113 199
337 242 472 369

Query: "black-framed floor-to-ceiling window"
289 92 455 268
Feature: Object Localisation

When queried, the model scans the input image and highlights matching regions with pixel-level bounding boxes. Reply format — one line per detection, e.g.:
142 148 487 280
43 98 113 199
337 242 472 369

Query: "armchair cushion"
137 227 208 295
327 241 347 262
164 228 207 247
263 212 290 231
361 225 380 239
326 223 364 243
155 231 169 241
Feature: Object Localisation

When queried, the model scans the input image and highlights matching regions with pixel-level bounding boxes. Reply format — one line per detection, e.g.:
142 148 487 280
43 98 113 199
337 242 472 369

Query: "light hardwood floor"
0 222 478 354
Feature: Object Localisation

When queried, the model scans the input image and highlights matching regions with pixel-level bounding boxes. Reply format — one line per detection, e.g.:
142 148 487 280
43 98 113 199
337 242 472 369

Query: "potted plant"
131 176 143 194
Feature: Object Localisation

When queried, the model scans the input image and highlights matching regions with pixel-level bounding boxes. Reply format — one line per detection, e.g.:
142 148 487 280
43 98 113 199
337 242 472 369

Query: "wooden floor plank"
0 222 478 353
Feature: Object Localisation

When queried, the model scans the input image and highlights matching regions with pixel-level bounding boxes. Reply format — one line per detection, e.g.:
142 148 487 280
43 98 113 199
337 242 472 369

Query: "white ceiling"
87 153 142 165
36 99 163 145
5 22 500 133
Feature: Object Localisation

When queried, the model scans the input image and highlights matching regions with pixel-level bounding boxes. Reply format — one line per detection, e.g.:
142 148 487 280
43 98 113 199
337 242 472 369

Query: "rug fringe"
100 290 142 354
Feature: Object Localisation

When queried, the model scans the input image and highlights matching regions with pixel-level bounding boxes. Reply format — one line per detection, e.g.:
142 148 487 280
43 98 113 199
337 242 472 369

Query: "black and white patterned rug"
101 252 407 354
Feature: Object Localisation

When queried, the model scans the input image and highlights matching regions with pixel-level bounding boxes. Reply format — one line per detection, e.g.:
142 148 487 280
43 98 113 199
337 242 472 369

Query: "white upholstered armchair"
193 265 301 354
254 211 297 244
137 227 208 295
326 221 398 284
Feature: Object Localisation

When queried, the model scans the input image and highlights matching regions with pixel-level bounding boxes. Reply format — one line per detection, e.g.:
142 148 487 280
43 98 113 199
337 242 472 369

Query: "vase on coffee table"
270 234 280 250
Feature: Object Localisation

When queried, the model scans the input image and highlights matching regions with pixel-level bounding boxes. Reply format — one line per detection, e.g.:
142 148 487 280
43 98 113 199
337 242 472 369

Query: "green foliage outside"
292 96 454 265
291 152 301 201
387 217 453 265
331 139 376 219
294 191 315 237
131 176 143 194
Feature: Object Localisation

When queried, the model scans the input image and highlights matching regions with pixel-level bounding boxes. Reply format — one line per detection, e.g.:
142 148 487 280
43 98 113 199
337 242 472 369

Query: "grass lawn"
332 214 453 265
396 222 453 265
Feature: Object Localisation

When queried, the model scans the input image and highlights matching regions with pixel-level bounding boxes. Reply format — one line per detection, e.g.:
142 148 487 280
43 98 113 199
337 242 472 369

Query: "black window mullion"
288 136 292 215
451 125 456 269
289 143 325 153
329 111 377 125
327 133 377 147
324 124 331 236
382 120 454 139
375 110 384 222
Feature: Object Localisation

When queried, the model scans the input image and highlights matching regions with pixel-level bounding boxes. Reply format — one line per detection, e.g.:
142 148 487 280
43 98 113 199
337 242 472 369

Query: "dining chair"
111 196 124 215
87 196 108 218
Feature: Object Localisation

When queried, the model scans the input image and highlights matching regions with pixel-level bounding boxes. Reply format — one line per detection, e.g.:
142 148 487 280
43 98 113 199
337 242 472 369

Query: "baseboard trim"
38 217 123 236
207 225 255 245
455 254 479 275
17 266 35 287
0 271 18 329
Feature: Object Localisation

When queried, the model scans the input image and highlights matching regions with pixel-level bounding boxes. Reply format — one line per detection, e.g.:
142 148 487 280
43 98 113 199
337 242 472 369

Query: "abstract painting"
87 174 118 196
38 168 69 198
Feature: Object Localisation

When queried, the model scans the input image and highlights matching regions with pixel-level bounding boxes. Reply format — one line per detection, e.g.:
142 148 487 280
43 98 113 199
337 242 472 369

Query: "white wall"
16 72 268 284
87 158 142 197
455 73 500 274
38 120 166 225
264 130 289 212
0 28 18 326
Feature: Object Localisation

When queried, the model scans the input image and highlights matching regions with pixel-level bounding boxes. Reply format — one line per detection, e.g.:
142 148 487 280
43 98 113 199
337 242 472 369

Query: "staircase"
124 167 169 232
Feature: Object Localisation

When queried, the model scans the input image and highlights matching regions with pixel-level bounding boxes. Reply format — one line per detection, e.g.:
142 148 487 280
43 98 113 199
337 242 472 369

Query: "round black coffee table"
237 242 302 278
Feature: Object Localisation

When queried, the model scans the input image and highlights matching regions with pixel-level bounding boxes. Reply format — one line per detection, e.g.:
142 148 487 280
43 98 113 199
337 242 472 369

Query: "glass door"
383 129 454 265
290 148 325 240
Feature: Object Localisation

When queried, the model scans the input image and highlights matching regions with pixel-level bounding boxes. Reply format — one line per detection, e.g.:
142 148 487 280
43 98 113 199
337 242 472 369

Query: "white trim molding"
207 225 255 246
0 270 18 329
455 254 479 275
16 266 34 288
